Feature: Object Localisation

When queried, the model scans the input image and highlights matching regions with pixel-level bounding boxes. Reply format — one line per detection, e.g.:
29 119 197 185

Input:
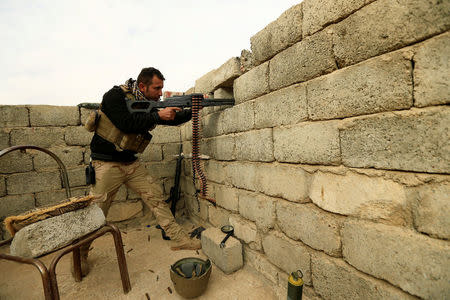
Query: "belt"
90 152 114 161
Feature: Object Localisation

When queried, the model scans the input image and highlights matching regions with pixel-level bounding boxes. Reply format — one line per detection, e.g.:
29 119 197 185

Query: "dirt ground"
0 219 278 300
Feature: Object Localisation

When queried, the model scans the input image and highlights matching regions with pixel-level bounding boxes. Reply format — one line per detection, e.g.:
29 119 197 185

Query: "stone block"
0 151 33 174
307 50 413 120
332 0 450 68
29 105 79 126
202 135 235 161
211 183 238 212
33 146 84 170
162 143 181 161
181 122 192 141
64 126 92 146
151 126 180 143
312 253 416 300
36 187 88 208
0 106 29 127
201 112 222 138
139 144 162 162
11 127 65 148
0 194 35 219
80 107 94 126
414 32 450 107
262 231 311 284
7 171 61 194
225 162 258 191
229 215 258 245
195 58 242 93
67 167 86 187
410 182 450 239
221 101 254 134
258 163 309 203
254 83 308 129
201 227 243 274
208 206 230 228
250 3 303 64
106 200 143 222
213 88 233 99
204 160 228 185
239 49 255 73
233 62 270 104
302 0 373 36
274 120 340 165
342 220 450 299
10 204 105 257
238 190 275 231
310 171 410 225
340 106 450 173
0 177 6 197
0 129 10 149
269 30 336 91
235 129 274 162
244 247 279 284
277 201 342 257
145 161 176 178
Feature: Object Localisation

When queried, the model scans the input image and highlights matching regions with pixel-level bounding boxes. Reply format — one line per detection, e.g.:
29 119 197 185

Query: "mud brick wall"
182 1 450 299
0 105 183 240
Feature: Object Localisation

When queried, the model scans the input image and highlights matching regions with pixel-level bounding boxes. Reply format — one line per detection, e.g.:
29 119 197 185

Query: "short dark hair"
137 67 165 85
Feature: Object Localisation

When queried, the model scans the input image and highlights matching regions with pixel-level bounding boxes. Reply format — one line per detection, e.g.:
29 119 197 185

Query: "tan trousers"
89 160 185 241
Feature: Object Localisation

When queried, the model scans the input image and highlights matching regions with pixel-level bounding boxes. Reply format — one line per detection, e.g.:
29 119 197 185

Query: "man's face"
139 75 164 101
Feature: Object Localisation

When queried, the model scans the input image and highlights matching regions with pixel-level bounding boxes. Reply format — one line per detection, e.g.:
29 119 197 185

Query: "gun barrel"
201 98 235 107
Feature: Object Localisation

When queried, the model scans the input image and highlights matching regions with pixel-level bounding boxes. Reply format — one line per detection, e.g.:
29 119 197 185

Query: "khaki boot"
171 235 202 251
70 247 90 279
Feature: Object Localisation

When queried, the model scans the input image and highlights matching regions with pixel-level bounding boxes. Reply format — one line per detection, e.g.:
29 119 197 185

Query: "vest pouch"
119 132 152 153
84 110 99 132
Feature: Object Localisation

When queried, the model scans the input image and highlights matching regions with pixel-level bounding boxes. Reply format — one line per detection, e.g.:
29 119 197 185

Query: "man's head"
137 67 165 101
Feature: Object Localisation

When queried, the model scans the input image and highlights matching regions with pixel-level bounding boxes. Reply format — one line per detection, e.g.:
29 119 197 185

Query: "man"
78 67 200 277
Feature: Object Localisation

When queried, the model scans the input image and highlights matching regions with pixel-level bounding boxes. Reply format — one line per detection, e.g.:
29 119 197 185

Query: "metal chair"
0 145 131 300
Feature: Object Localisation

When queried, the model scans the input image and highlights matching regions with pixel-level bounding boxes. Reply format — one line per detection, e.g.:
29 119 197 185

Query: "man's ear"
138 82 146 92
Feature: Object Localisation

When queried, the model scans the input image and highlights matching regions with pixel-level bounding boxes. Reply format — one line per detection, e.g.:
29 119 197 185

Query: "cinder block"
307 50 413 120
254 83 307 129
208 206 230 228
342 220 450 299
309 171 410 226
226 162 259 191
7 171 61 194
269 30 336 91
340 106 450 173
181 122 192 141
238 190 275 231
10 204 105 257
0 106 29 127
0 194 35 219
276 201 342 257
201 227 243 274
11 127 65 148
33 146 84 170
0 177 6 197
29 105 79 126
221 101 254 134
414 32 450 107
195 58 242 93
235 129 274 162
211 183 239 212
233 62 270 104
312 252 416 300
64 126 92 146
332 0 450 68
162 143 181 161
257 163 309 203
410 182 450 240
302 0 373 37
274 120 341 165
244 247 278 284
204 160 228 185
0 151 33 174
140 144 163 162
67 167 86 187
250 3 303 64
202 135 235 161
0 129 10 149
201 112 222 138
262 231 311 284
229 215 259 245
214 88 233 99
151 126 180 143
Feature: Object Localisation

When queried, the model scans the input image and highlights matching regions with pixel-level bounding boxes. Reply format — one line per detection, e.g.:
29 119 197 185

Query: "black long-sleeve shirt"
90 86 191 162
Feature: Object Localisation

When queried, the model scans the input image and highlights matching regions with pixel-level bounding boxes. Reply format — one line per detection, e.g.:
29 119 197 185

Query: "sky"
0 0 301 106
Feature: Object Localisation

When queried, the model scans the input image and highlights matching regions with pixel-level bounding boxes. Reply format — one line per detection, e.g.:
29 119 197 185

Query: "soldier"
79 67 200 277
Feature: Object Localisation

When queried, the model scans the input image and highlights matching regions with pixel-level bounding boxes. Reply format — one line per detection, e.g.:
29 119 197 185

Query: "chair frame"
0 145 131 300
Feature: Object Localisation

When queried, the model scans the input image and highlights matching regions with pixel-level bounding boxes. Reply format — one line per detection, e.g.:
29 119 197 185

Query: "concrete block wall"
0 105 183 240
182 1 450 299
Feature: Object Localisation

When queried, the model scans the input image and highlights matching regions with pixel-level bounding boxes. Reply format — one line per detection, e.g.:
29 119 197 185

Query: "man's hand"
158 107 182 120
